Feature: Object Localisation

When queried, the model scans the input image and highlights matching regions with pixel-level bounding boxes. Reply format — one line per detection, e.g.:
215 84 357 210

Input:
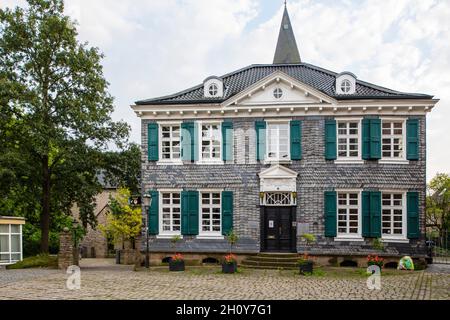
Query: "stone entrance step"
240 253 300 270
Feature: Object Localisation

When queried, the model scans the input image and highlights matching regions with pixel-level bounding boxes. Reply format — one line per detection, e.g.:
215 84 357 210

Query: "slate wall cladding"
140 115 427 256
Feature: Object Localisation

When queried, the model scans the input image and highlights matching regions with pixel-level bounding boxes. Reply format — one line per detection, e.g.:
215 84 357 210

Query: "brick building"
131 5 438 266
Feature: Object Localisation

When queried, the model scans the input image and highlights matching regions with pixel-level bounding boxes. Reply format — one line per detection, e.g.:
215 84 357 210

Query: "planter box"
169 260 185 272
222 262 237 274
298 261 313 275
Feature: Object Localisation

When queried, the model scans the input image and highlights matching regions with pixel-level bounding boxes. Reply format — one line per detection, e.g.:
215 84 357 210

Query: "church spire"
273 2 301 64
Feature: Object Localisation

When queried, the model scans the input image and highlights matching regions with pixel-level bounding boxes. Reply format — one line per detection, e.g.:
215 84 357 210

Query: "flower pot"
222 262 237 274
169 260 185 272
298 261 313 275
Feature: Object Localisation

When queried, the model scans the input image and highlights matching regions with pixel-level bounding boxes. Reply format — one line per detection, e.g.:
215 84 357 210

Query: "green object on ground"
398 256 415 271
6 254 58 270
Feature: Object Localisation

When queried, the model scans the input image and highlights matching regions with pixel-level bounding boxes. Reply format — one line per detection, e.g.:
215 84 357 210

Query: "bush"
22 224 60 257
6 254 58 270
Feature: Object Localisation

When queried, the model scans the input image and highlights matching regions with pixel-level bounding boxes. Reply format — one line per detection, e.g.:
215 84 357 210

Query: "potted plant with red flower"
298 234 316 275
169 235 185 272
222 230 238 274
367 255 384 272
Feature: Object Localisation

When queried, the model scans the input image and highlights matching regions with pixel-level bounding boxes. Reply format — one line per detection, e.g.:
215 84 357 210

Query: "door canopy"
259 165 298 192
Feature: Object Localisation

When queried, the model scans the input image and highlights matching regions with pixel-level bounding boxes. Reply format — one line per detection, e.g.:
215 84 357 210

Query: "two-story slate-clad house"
131 5 438 267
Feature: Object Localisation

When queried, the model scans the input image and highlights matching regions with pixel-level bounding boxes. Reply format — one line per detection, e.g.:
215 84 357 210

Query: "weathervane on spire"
284 0 287 8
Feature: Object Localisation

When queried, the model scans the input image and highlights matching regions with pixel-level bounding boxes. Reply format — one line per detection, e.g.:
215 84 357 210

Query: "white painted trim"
378 160 410 165
380 118 407 162
335 190 363 238
158 122 182 162
156 235 184 239
335 118 363 162
158 191 182 236
196 235 225 240
381 238 410 244
380 191 407 241
334 237 365 242
197 120 223 163
156 161 183 166
265 120 291 162
198 191 223 238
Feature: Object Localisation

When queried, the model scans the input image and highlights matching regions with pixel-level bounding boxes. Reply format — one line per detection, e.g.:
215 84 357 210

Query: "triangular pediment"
222 71 336 107
259 165 298 179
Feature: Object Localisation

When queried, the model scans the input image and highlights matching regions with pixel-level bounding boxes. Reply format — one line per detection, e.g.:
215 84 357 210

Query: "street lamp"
142 192 153 268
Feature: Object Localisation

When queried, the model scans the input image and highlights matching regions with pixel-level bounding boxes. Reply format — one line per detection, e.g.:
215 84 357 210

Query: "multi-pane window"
200 192 221 234
0 224 22 265
337 121 360 158
160 125 181 160
382 193 404 237
337 192 360 236
160 193 181 234
382 121 404 159
267 122 289 160
201 123 221 161
261 192 296 206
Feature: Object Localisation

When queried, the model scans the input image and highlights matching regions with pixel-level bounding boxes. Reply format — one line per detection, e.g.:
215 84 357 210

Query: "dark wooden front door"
262 207 296 252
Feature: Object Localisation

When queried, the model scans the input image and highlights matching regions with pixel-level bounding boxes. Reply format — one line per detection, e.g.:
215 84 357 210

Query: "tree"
99 188 142 249
0 0 130 252
426 173 450 244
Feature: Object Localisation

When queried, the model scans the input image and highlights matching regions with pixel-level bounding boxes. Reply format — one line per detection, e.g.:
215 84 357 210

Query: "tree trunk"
40 155 51 253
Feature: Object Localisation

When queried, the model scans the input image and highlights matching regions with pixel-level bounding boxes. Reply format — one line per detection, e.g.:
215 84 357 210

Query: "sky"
2 0 450 181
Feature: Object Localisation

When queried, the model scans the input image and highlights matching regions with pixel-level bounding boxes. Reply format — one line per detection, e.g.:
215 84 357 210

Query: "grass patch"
6 254 58 270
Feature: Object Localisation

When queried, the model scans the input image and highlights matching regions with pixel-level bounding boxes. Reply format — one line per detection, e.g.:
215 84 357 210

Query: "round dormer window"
273 88 283 99
208 84 218 97
341 80 352 93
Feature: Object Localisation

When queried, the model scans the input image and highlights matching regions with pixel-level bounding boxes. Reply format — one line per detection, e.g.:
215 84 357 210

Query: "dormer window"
208 84 218 97
341 80 352 93
336 72 357 95
273 88 283 99
204 76 223 98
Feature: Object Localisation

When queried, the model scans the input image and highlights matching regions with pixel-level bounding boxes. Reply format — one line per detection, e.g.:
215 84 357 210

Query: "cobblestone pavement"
0 259 448 300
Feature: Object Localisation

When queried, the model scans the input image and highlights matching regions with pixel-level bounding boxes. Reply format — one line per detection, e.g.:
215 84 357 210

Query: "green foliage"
225 229 239 254
301 233 316 245
372 238 385 251
0 0 138 252
6 254 58 269
426 173 450 244
99 188 142 244
171 235 182 248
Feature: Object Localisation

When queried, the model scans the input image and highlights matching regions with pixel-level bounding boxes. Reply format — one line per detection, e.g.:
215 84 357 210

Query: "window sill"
334 159 364 165
334 237 365 242
381 238 409 243
156 234 183 239
378 160 410 165
156 161 183 166
196 161 225 165
196 235 224 240
264 160 293 165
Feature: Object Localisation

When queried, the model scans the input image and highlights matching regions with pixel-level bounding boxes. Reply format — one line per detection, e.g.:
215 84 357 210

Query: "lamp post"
142 192 153 268
72 218 79 265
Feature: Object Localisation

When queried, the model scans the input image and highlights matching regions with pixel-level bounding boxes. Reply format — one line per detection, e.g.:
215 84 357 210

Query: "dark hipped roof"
135 63 433 105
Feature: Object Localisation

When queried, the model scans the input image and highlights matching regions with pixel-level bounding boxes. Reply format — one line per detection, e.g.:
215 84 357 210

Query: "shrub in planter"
222 254 237 274
169 253 185 272
367 255 384 272
298 254 313 275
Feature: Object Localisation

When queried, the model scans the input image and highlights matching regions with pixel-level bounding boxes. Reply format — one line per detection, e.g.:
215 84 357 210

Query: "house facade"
131 6 438 266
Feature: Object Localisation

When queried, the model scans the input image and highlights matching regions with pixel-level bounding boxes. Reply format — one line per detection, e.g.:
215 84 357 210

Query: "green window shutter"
255 121 266 161
290 120 302 160
181 122 197 161
369 119 381 160
148 123 159 161
324 191 337 237
324 120 337 160
407 192 420 239
221 191 233 235
407 119 419 160
181 191 199 236
362 119 371 160
370 191 381 238
362 191 371 237
222 122 233 162
148 191 159 235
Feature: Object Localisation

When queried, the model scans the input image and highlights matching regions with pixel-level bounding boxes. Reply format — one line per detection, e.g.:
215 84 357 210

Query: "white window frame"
381 191 408 243
0 224 23 265
335 118 363 164
157 189 183 238
265 119 291 163
197 121 224 165
157 121 183 165
334 189 364 242
198 189 224 239
379 118 409 164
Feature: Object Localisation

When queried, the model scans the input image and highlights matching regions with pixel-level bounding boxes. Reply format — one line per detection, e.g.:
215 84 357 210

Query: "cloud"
1 0 449 180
